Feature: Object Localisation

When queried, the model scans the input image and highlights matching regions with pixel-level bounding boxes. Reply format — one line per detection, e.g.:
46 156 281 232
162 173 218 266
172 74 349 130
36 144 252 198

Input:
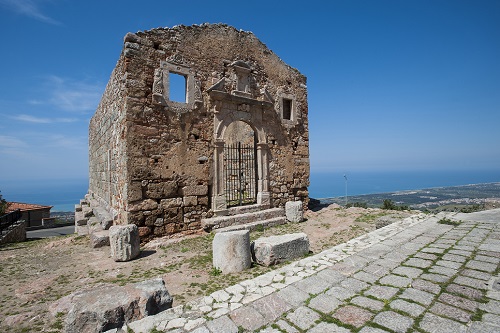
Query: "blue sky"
0 0 499 183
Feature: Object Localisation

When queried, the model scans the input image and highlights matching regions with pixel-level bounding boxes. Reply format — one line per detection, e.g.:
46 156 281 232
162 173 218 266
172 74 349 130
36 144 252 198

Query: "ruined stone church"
86 24 310 241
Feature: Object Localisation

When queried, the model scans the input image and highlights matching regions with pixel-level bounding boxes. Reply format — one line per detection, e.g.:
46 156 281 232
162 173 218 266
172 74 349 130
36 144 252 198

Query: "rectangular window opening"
282 98 292 120
169 72 187 103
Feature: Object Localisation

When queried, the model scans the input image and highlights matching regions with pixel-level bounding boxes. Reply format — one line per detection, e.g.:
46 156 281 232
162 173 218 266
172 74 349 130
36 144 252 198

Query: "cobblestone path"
111 209 500 333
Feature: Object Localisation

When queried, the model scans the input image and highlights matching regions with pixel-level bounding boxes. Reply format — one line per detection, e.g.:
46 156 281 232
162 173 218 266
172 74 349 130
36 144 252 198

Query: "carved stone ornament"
152 68 167 106
152 58 203 116
167 53 189 66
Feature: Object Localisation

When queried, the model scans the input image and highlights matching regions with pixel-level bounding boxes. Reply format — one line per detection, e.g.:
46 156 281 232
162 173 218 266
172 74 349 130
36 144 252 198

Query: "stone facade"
86 24 309 241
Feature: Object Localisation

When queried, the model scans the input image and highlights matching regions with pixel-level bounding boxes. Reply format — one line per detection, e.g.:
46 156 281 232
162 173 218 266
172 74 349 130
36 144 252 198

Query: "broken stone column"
109 224 140 262
285 200 303 223
252 233 310 266
213 230 251 273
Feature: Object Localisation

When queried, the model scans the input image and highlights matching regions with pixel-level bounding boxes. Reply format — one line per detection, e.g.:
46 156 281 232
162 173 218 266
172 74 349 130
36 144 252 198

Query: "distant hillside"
317 182 500 212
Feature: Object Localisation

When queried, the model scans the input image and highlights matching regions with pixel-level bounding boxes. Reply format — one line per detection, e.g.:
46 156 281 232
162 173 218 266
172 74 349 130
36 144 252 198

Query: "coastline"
316 182 500 211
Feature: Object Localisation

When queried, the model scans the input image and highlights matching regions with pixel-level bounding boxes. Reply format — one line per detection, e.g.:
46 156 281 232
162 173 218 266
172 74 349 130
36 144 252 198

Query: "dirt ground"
0 204 415 333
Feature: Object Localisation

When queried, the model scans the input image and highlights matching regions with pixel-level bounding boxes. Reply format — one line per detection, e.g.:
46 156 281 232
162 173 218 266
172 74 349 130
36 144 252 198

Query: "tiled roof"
6 202 53 213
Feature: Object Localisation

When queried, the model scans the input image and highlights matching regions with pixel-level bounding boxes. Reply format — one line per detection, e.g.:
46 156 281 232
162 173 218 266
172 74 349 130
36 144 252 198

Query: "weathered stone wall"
88 57 128 223
88 24 309 240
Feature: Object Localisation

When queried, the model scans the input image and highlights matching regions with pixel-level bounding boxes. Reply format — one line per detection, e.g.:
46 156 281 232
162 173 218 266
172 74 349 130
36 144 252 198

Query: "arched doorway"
223 121 257 207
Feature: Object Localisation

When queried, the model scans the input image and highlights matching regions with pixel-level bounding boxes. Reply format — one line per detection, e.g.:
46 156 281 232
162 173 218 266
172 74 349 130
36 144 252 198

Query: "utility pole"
344 174 348 206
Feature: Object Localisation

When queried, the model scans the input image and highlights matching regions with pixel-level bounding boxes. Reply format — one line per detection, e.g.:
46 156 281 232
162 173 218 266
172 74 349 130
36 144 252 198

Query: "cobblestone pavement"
110 209 500 333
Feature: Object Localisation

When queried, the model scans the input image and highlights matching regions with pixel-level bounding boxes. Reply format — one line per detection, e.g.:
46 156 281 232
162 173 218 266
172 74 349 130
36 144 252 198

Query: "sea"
1 170 499 212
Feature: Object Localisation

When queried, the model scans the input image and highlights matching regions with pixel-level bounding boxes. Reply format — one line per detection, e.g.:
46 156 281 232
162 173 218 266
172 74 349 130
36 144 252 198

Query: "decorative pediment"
229 60 252 98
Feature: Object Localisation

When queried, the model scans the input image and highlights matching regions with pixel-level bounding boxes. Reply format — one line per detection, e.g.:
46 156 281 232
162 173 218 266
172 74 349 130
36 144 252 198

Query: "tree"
382 199 396 210
0 190 7 215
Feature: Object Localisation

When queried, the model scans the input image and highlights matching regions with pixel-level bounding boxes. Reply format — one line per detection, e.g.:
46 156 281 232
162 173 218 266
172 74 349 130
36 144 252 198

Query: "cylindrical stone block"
212 230 251 273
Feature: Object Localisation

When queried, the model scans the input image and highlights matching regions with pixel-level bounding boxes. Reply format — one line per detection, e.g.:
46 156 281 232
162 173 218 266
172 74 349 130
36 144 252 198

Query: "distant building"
6 202 52 227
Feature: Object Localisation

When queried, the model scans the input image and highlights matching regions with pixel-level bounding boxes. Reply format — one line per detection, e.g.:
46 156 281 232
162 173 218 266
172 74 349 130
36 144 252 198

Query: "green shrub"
346 202 368 209
438 218 461 226
381 199 409 211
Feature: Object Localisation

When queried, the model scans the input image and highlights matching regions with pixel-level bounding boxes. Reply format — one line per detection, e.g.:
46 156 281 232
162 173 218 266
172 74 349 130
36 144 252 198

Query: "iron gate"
224 142 257 207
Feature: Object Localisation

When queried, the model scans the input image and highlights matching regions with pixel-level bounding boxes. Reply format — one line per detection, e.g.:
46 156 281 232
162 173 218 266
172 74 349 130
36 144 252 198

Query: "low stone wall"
0 220 26 244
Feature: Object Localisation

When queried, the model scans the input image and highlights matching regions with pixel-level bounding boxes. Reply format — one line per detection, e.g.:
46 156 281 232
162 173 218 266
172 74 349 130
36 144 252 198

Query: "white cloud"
0 135 27 148
12 114 79 124
45 76 103 113
0 0 61 25
46 134 87 150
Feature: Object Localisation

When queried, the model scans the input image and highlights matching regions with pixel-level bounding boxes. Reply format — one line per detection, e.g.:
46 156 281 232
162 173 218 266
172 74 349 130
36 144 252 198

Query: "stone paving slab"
106 209 500 333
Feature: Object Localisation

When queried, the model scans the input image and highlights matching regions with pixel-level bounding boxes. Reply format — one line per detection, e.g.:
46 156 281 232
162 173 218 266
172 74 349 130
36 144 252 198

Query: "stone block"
285 201 303 223
93 206 113 230
75 211 87 226
251 232 309 266
183 195 197 206
180 185 208 196
160 197 183 209
127 181 143 202
109 224 140 262
87 217 101 234
146 181 178 199
82 205 93 218
76 225 89 236
138 226 151 238
129 199 158 212
90 230 110 248
55 278 172 333
213 230 251 273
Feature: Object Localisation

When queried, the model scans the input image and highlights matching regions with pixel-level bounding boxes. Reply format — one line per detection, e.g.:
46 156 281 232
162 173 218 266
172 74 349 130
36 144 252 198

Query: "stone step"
202 207 284 231
223 203 271 216
213 216 287 234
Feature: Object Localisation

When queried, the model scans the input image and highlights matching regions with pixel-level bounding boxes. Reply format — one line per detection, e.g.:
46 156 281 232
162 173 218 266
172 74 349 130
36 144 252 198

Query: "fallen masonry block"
82 205 93 218
90 230 110 248
50 278 172 333
251 232 310 266
87 217 101 234
285 200 303 223
213 230 251 273
93 206 113 230
74 211 87 226
109 224 140 262
76 225 89 236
